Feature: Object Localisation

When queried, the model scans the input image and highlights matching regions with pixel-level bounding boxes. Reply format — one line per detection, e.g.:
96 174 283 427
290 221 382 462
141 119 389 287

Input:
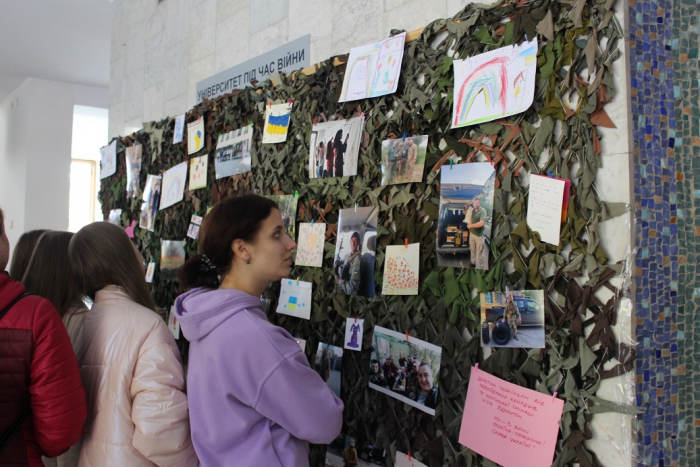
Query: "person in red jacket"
0 207 87 466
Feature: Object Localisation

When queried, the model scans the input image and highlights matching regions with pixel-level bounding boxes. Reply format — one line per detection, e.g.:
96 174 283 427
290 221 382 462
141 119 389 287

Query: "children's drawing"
160 161 188 210
186 223 200 240
99 140 117 179
187 117 205 155
452 39 538 128
125 144 142 198
262 103 292 144
340 32 406 102
295 222 326 267
276 279 312 320
189 154 208 190
382 243 420 295
215 126 253 178
344 318 364 351
173 114 185 144
167 306 180 339
191 214 203 225
139 174 161 231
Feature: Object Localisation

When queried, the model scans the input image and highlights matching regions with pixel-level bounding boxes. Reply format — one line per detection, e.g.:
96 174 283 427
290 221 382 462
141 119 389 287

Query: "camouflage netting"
99 0 638 465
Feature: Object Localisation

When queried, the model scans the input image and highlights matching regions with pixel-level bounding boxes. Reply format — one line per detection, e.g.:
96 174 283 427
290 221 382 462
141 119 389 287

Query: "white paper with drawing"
340 32 406 102
295 222 325 267
527 175 565 245
452 39 538 128
276 279 312 320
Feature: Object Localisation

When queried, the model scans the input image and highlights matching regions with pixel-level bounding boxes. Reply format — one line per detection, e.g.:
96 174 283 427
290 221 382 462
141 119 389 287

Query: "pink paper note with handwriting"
459 367 564 467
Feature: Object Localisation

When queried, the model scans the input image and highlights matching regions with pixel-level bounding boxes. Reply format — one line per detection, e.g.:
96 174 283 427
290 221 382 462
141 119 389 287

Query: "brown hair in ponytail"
178 194 278 290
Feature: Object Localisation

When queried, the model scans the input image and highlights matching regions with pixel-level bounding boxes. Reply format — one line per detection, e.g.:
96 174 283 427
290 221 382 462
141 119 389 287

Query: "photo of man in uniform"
380 135 429 186
505 294 521 341
334 206 378 297
467 198 488 270
335 232 363 295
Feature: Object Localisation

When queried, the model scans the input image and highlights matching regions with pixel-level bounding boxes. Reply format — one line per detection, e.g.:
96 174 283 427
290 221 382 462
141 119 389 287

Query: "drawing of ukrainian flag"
267 114 290 134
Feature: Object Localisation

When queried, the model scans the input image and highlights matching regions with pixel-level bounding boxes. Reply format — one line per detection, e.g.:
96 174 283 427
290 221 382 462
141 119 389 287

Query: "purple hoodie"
175 288 344 467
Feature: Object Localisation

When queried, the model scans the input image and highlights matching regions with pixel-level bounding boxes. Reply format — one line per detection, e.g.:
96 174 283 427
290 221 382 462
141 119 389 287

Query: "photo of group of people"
314 342 343 398
369 326 442 415
437 162 495 270
309 117 364 179
334 206 378 297
214 126 253 179
380 135 428 185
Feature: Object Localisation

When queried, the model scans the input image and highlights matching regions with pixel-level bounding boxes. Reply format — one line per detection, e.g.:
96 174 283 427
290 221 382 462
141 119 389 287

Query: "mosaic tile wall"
670 0 699 464
629 0 681 464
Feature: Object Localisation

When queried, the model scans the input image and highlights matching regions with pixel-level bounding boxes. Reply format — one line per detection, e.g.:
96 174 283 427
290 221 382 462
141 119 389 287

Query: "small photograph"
369 326 442 416
334 206 378 297
262 103 292 144
314 342 343 398
480 290 545 349
160 240 186 281
308 116 364 179
267 194 298 241
437 162 496 270
189 154 208 190
173 114 185 144
125 144 142 198
380 135 428 185
186 223 200 240
145 262 155 283
139 174 161 232
160 161 188 210
187 117 205 155
325 433 386 467
99 140 117 179
295 222 326 267
382 243 419 296
215 126 253 179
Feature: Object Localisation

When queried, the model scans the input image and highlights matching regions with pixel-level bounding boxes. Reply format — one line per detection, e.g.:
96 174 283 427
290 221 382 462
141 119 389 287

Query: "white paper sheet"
526 175 566 245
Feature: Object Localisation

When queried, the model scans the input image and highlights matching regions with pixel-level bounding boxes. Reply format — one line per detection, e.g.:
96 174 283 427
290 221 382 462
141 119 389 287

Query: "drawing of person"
347 321 361 348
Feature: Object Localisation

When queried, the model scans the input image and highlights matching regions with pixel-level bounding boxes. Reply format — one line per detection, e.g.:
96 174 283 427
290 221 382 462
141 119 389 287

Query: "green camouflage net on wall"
99 0 637 465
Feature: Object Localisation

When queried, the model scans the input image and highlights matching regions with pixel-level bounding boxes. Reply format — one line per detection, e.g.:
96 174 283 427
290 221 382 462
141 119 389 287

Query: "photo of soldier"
334 206 378 297
380 135 428 185
480 290 544 348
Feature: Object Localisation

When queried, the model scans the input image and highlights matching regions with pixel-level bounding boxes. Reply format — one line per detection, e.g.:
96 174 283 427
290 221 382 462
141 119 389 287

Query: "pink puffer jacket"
77 286 198 466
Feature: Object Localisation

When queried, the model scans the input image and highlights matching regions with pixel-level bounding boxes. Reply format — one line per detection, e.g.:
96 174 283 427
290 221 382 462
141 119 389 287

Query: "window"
68 105 108 232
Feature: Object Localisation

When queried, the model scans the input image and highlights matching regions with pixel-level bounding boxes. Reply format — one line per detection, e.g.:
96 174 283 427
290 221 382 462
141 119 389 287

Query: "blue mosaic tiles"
629 0 681 464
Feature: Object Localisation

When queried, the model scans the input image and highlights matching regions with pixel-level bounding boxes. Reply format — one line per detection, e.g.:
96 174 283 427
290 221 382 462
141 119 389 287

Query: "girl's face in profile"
247 208 297 283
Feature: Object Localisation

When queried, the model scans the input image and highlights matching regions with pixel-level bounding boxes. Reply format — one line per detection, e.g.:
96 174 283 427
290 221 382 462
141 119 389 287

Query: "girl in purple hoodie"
176 195 344 467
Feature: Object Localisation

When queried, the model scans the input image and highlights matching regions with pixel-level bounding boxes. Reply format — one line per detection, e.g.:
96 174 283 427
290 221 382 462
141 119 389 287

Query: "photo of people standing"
380 135 428 185
309 116 364 179
314 343 343 398
480 290 545 348
334 206 378 297
437 162 495 270
369 326 442 416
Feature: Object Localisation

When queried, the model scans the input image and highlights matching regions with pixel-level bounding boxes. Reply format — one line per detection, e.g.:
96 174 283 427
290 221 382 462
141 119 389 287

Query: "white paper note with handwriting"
527 175 565 245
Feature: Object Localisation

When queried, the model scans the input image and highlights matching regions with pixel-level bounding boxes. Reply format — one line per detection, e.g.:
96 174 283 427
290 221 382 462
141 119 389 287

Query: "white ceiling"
0 0 113 101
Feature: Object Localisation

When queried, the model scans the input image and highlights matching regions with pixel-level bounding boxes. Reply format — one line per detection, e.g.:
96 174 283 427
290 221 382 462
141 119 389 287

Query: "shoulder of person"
236 310 303 359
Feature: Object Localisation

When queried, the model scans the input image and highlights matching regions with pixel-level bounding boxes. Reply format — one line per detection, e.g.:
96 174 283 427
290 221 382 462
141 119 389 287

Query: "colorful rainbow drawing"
454 56 510 126
165 173 183 203
266 113 290 135
453 40 538 128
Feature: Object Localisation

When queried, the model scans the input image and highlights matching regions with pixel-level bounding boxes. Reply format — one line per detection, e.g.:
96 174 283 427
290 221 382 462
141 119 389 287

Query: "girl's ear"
231 239 250 263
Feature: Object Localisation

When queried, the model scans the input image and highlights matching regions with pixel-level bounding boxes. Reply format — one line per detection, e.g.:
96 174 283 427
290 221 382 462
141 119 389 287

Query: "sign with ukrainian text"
195 35 310 103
